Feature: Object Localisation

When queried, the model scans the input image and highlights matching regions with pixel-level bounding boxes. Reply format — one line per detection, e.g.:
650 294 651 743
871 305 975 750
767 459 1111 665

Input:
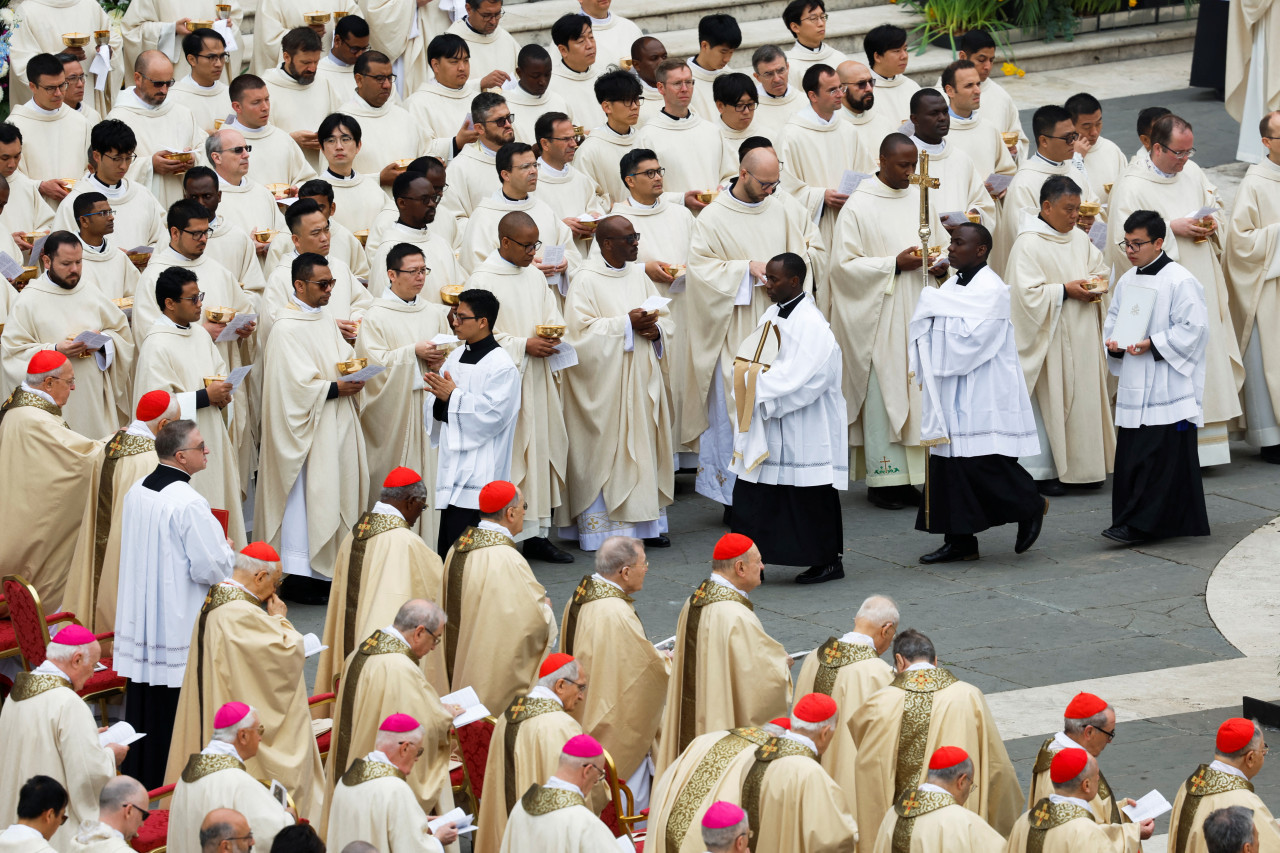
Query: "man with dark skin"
396 174 440 232
596 216 660 342
910 90 984 230
331 19 369 66
159 278 234 408
630 36 667 89
75 197 116 249
498 213 561 359
880 135 949 280
515 48 553 99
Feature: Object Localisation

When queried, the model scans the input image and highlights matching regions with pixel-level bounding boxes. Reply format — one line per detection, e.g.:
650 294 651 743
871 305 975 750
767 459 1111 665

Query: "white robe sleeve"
179 498 236 585
929 317 1009 377
443 360 522 451
1150 276 1208 379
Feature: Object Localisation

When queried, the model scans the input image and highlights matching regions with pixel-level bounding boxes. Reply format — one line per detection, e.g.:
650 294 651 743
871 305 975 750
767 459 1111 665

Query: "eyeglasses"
1042 131 1080 145
454 313 478 322
602 233 641 246
472 9 505 21
824 85 848 97
34 81 69 93
176 442 208 453
730 101 758 114
393 266 431 277
570 680 589 694
197 52 231 62
305 278 337 289
400 194 437 205
80 209 115 219
399 742 426 758
324 134 356 147
179 227 214 239
126 803 151 822
478 113 515 127
1116 238 1155 251
801 12 829 22
102 152 138 164
225 833 254 843
505 236 542 252
141 74 177 88
360 73 398 85
845 77 875 89
1091 724 1116 741
179 291 207 303
64 74 87 85
627 167 666 180
546 135 579 144
220 145 253 155
1157 143 1196 159
745 169 782 191
426 628 444 646
756 67 788 80
337 36 369 54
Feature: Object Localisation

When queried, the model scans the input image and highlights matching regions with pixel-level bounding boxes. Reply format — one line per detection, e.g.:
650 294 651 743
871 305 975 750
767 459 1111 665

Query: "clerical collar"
477 141 500 158
201 739 241 758
782 730 817 752
381 624 408 644
1263 155 1280 173
147 464 192 488
389 290 418 305
904 661 935 671
33 660 71 682
393 220 429 234
126 420 155 439
1148 160 1175 179
776 291 805 318
1136 252 1171 276
561 60 592 76
188 76 221 91
326 167 356 181
123 87 159 112
463 17 487 35
159 314 190 331
1034 152 1063 168
955 262 986 286
365 749 394 766
528 685 565 706
1049 794 1092 809
660 108 691 121
476 518 514 541
217 173 247 189
28 101 61 117
1051 731 1080 751
19 383 57 405
800 105 835 127
708 572 748 599
912 136 945 155
1210 760 1248 779
948 105 973 121
80 237 108 253
627 195 660 209
1 826 44 842
87 173 125 196
918 783 950 795
325 52 351 68
220 578 259 601
499 190 528 204
538 157 569 178
870 68 896 83
372 500 406 520
839 630 876 647
793 40 823 53
464 334 499 358
290 293 324 314
590 572 624 592
726 180 764 208
543 775 581 794
603 258 626 271
762 86 793 100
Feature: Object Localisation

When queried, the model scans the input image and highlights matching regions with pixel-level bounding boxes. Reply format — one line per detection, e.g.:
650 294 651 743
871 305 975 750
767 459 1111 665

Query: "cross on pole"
908 150 940 292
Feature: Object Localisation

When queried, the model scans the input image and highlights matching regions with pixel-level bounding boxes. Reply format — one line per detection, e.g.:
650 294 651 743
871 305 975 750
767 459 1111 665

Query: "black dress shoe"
1037 478 1066 497
795 562 845 584
523 537 575 563
920 542 979 564
1015 498 1049 553
1068 480 1105 490
643 534 671 548
1262 445 1280 464
867 487 904 510
1101 524 1148 545
279 574 331 606
896 484 923 506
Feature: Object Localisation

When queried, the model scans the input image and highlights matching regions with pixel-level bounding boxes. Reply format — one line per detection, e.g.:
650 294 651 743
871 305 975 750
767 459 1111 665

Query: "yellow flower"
1128 0 1137 6
1018 68 1026 77
1001 61 1025 78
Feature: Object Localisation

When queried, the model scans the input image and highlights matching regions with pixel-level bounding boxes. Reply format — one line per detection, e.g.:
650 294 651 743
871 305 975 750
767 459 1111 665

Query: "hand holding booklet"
429 808 476 836
1111 284 1157 349
442 686 490 727
99 721 146 747
1121 790 1172 823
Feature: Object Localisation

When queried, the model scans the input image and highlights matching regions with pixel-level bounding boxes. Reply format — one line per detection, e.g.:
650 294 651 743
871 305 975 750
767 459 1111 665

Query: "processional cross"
908 150 940 291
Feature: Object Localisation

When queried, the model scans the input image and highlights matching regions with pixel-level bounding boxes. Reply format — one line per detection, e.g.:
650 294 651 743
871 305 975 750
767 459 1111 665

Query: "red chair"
309 692 336 759
131 784 175 853
2 575 126 725
600 748 647 840
0 591 82 666
451 716 496 815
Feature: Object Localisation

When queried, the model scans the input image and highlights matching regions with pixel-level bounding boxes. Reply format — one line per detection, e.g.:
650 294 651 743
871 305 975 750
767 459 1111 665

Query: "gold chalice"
94 30 111 46
204 306 236 323
213 118 225 131
439 284 464 305
215 4 233 19
203 374 228 388
336 357 368 376
965 212 981 223
188 20 215 30
169 150 195 164
13 267 39 287
60 178 77 191
697 190 719 204
535 324 565 339
23 230 49 244
1103 182 1114 194
1000 131 1019 146
1077 201 1101 217
353 229 369 247
665 263 686 278
266 182 291 199
305 11 331 24
126 251 152 270
253 228 277 244
621 58 633 70
62 32 91 48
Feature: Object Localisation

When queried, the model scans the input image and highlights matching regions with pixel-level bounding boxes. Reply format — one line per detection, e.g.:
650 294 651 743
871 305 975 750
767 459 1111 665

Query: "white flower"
0 7 20 26
0 60 7 78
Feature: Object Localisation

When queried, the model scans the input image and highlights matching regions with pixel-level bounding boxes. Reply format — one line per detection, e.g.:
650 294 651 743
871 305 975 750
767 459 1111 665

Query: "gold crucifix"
908 150 940 292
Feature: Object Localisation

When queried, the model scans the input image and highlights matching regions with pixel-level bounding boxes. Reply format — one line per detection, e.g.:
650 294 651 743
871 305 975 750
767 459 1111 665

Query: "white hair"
233 553 277 575
702 818 749 851
1064 706 1113 735
212 708 258 743
142 397 181 426
855 595 899 625
1051 753 1098 793
44 640 94 663
24 365 64 387
790 711 838 739
374 725 424 752
393 599 446 634
537 659 581 689
1217 721 1265 760
595 536 642 577
927 757 975 785
761 722 789 737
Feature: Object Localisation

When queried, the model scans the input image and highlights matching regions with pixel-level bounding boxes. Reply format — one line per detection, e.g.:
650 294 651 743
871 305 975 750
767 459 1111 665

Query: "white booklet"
72 330 112 350
429 808 476 835
339 364 386 384
985 173 1014 193
640 295 671 313
0 252 24 282
227 364 253 391
302 633 327 657
548 342 578 373
838 170 872 196
654 635 677 652
1111 284 1158 348
441 686 490 727
1121 789 1172 823
99 721 146 747
215 313 258 343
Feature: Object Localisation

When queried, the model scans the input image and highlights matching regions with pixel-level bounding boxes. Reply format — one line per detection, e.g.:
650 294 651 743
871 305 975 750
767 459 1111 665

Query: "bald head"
595 214 631 241
199 809 248 853
595 215 637 266
99 776 146 812
497 210 541 267
742 146 779 173
498 210 538 239
134 51 175 106
837 60 874 112
208 128 249 182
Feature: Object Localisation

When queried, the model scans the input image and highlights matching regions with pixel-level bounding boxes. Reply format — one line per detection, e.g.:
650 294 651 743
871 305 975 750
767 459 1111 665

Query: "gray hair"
1204 806 1256 853
1051 752 1097 793
205 129 229 160
212 707 258 743
374 724 423 752
893 629 935 664
595 536 642 577
99 776 146 812
155 419 198 460
537 659 580 689
44 639 94 663
199 821 236 852
752 44 786 70
1064 706 1112 736
479 489 522 521
25 363 65 387
1218 720 1264 760
855 595 899 626
702 818 749 852
380 481 428 503
790 711 838 739
392 599 446 635
927 756 974 785
233 552 277 575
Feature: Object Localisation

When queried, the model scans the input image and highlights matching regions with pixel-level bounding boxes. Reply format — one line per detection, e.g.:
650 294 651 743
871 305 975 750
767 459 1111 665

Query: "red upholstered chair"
0 590 79 664
131 784 175 853
308 692 336 760
600 748 647 840
2 575 126 725
452 716 496 816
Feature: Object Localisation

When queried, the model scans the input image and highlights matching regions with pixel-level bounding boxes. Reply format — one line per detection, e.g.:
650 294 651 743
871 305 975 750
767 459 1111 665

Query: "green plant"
97 0 131 13
1012 0 1079 40
895 0 1012 55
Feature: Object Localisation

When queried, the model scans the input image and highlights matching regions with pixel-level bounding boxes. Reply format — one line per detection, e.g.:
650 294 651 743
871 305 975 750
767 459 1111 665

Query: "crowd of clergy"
0 0 1279 849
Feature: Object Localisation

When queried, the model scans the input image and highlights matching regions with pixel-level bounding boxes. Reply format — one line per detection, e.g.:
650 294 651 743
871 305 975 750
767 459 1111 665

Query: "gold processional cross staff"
909 150 945 527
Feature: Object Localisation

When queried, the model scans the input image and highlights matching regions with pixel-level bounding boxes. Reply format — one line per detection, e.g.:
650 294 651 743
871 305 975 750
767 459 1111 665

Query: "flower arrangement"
0 6 19 122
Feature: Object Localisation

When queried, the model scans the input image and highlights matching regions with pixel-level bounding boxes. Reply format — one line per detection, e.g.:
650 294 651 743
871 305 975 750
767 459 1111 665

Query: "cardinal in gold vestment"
1006 749 1125 853
871 746 1006 853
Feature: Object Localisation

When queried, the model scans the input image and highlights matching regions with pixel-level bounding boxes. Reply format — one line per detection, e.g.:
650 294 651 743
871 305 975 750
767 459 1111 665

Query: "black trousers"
438 504 481 555
1112 423 1209 538
915 453 1042 542
121 682 183 789
731 479 843 566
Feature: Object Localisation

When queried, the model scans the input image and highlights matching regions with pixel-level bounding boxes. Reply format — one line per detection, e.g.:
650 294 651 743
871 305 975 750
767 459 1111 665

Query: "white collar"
1051 731 1083 751
1049 794 1092 809
1262 155 1280 173
1034 152 1063 168
871 68 896 83
477 519 515 540
626 195 660 209
290 293 323 314
33 660 71 682
19 383 57 405
325 52 351 68
538 157 569 177
918 782 950 795
125 420 155 439
1210 760 1248 779
591 572 624 592
799 105 836 126
912 135 946 154
187 77 221 92
122 87 159 112
581 10 612 26
1 825 44 841
365 749 394 766
87 173 126 197
381 624 408 644
28 101 61 117
708 572 748 598
782 730 816 752
220 578 260 601
388 290 417 305
543 775 582 793
201 739 242 758
528 685 565 707
217 173 248 189
839 630 876 647
1149 160 1176 179
75 822 124 843
372 500 406 520
793 40 823 54
905 661 936 672
80 237 108 253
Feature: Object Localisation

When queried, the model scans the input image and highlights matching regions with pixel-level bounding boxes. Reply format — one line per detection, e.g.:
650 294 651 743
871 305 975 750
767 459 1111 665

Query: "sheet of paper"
126 246 154 257
639 295 670 313
431 333 460 347
29 235 49 263
428 808 475 834
838 170 871 196
542 244 566 266
215 312 258 343
99 721 146 747
986 173 1014 193
1121 789 1172 823
269 780 288 808
789 649 816 660
0 251 23 282
940 211 970 226
654 635 677 651
339 364 386 384
1186 205 1217 221
615 834 637 852
1088 219 1109 253
91 45 111 91
72 330 112 349
548 341 578 373
302 633 328 657
442 686 492 727
1112 284 1158 348
227 364 252 391
213 18 239 51
667 274 687 294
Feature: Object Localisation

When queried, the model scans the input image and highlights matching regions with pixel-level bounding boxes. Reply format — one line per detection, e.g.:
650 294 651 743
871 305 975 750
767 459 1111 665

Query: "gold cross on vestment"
356 517 373 536
900 792 920 815
457 531 474 548
758 740 779 758
692 585 708 604
574 579 590 601
1033 803 1052 825
823 645 842 664
1189 768 1208 794
509 698 526 718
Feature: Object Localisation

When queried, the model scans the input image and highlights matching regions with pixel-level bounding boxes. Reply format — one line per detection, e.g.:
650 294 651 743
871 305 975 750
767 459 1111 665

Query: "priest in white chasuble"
1106 115 1240 468
368 172 464 300
850 629 1023 847
69 193 142 302
910 224 1044 563
258 29 332 174
1225 0 1280 163
353 246 453 547
941 61 1018 189
683 147 824 510
168 31 233 136
560 216 674 549
1008 176 1114 493
1225 111 1280 461
132 267 248 545
474 655 593 853
338 52 431 192
909 89 997 229
253 0 357 78
871 747 1006 853
107 52 205 211
440 93 516 224
225 75 317 189
784 0 847 86
0 778 67 853
9 55 94 202
729 253 847 584
559 537 669 808
446 0 520 83
357 0 450 101
828 134 946 511
779 64 874 249
532 113 610 259
254 253 369 585
994 105 1097 274
0 626 125 852
65 391 173 635
427 294 522 553
456 143 580 281
326 718 457 853
9 0 123 116
794 595 897 805
684 19 738 122
166 543 325 820
317 114 397 236
953 32 1026 157
404 35 481 161
1 232 136 440
315 470 448 698
838 60 898 153
1168 718 1280 853
167 703 295 853
465 213 571 559
499 734 622 853
505 46 572 146
0 127 55 237
654 534 791 778
573 70 645 207
204 131 289 273
741 694 858 853
711 74 761 185
440 481 555 712
862 24 919 126
549 15 604 129
120 0 243 87
752 48 805 144
1068 93 1129 207
635 60 727 213
182 168 268 298
1006 749 1127 853
0 352 102 608
1026 693 1150 852
325 601 458 823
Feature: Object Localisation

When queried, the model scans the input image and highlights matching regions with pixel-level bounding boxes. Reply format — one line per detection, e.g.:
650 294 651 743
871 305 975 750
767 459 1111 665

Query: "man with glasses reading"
498 734 622 851
170 29 234 135
338 51 430 190
1108 115 1239 469
54 120 167 253
168 703 295 853
9 53 94 207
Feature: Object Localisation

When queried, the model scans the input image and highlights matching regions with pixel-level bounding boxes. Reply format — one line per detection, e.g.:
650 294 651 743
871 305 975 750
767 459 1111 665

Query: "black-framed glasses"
730 101 758 114
454 313 478 322
627 167 666 180
179 291 207 303
103 152 138 164
1043 131 1080 145
360 72 398 85
393 265 430 277
176 442 208 453
225 833 254 843
601 233 641 246
220 145 253 155
179 227 214 239
478 113 515 127
745 169 781 191
570 680 589 694
400 195 437 205
506 236 542 252
64 74 87 85
1157 143 1196 159
141 74 177 88
1116 238 1155 252
472 9 505 21
846 77 875 89
1093 725 1116 741
197 52 231 62
337 35 370 54
80 209 115 219
305 278 337 289
127 803 152 822
34 81 69 93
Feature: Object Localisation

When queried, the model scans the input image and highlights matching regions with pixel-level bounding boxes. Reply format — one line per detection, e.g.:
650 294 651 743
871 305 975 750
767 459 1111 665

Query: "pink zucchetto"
51 625 97 646
702 801 747 829
214 701 251 729
379 713 421 733
562 734 604 758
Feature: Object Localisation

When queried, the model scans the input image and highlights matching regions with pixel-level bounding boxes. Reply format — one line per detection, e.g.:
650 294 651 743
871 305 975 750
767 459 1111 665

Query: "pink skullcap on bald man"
478 480 517 513
713 532 753 561
51 625 97 646
136 390 172 421
380 713 421 733
240 541 280 562
214 701 252 729
562 734 603 758
702 801 747 829
28 350 68 374
1050 747 1089 784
